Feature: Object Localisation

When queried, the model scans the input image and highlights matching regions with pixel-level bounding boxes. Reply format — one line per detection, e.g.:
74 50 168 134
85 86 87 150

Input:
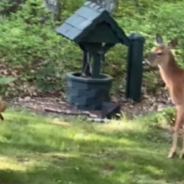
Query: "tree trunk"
43 0 62 22
89 0 118 13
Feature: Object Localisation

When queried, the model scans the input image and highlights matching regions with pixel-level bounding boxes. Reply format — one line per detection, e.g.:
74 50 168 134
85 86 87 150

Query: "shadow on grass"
0 133 184 184
0 110 184 184
0 155 124 184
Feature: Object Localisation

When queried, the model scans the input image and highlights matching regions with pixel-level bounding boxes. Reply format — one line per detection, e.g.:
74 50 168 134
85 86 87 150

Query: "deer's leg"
179 116 184 159
168 132 178 158
168 106 184 158
179 132 184 159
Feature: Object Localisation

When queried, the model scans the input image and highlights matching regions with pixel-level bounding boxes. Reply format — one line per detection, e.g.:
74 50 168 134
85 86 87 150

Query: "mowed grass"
0 108 183 184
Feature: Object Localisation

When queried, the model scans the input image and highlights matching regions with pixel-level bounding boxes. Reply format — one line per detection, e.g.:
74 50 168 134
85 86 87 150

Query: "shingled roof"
56 1 129 45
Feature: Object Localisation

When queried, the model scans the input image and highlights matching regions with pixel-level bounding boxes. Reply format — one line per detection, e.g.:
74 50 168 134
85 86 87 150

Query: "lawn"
0 108 184 184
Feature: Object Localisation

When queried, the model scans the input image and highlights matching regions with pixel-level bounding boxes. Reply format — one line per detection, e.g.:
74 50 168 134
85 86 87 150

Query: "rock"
24 96 31 102
157 104 165 111
18 97 24 102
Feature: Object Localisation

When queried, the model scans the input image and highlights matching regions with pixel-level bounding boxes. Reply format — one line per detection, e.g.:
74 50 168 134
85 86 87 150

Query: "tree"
43 0 62 22
89 0 118 13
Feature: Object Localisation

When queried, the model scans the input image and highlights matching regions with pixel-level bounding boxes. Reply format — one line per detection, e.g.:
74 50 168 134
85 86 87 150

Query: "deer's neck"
158 52 180 87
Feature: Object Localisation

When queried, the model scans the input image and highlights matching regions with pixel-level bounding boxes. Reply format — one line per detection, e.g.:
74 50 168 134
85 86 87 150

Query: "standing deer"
145 34 184 159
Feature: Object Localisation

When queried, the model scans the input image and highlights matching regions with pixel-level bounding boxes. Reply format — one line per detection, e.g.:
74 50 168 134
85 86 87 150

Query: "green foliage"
117 1 184 65
0 0 183 94
146 1 184 66
0 76 16 85
142 106 175 126
0 0 82 92
0 76 16 93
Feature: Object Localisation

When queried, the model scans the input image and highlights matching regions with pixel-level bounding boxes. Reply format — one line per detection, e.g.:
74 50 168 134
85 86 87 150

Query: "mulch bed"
8 86 173 119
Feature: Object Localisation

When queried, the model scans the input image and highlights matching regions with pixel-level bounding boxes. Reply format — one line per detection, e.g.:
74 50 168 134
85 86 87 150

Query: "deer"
145 34 184 159
0 97 6 121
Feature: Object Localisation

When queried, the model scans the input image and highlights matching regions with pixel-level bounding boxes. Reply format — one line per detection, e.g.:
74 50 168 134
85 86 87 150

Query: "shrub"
0 0 183 95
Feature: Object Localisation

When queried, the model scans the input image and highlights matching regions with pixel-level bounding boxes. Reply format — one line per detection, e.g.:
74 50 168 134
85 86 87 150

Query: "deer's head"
145 34 178 67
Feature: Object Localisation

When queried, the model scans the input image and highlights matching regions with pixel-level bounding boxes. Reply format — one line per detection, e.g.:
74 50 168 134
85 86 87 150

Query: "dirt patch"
8 85 173 119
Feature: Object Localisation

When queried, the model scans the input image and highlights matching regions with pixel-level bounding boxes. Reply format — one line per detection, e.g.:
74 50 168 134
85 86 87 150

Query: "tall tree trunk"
43 0 62 22
89 0 118 13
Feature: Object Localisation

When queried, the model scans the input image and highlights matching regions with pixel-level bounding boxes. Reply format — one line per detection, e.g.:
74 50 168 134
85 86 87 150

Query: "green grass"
0 108 183 184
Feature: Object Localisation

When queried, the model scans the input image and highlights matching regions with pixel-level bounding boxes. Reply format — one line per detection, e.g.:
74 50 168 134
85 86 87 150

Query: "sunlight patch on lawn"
0 155 28 171
51 118 71 126
66 131 135 146
94 119 148 133
145 165 164 176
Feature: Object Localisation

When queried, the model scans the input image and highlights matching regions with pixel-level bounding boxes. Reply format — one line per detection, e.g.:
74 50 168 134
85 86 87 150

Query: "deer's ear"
168 38 178 48
155 34 163 44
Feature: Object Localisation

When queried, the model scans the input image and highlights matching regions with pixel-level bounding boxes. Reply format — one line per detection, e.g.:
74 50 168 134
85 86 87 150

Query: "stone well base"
65 72 113 110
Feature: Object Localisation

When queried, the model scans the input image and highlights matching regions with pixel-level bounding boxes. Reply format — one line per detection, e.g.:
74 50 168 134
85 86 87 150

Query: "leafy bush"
118 1 184 64
0 0 183 95
0 0 83 93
